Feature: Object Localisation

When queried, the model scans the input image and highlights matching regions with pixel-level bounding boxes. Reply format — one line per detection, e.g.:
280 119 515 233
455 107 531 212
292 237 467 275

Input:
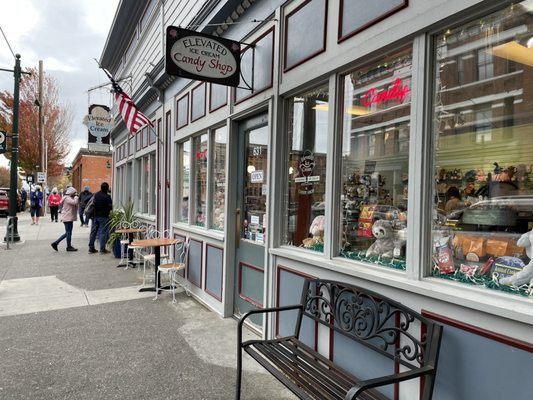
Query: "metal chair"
155 239 189 302
140 228 170 286
119 220 143 269
117 221 131 267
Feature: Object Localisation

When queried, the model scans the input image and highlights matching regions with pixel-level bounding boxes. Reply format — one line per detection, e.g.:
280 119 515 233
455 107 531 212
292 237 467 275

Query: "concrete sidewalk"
0 212 296 399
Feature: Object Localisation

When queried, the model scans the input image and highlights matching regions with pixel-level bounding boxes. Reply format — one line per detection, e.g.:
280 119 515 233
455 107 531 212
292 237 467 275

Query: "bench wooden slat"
246 342 345 399
272 338 354 394
245 338 387 400
255 343 343 399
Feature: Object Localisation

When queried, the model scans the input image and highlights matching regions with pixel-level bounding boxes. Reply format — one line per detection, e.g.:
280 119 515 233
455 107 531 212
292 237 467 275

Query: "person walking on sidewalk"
20 187 27 211
78 186 92 227
30 185 43 225
48 188 61 222
51 187 79 252
88 182 112 254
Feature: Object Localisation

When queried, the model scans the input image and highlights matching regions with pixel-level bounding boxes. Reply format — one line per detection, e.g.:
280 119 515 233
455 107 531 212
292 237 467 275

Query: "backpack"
84 195 95 219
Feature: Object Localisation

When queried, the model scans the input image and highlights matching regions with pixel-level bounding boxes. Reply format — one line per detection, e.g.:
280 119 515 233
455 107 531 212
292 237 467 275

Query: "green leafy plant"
106 201 139 250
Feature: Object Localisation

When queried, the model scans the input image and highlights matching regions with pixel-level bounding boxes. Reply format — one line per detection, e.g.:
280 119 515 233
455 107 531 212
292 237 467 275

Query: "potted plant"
107 201 139 257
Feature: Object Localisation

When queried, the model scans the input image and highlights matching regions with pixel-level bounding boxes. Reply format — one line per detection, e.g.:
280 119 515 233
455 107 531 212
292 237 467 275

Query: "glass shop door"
233 113 269 328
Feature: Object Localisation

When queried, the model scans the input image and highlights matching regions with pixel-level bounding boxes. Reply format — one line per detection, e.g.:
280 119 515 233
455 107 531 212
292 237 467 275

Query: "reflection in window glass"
284 85 329 252
340 47 412 270
193 134 208 227
135 159 142 212
212 126 227 231
143 155 149 213
150 153 156 215
179 140 190 223
432 2 533 297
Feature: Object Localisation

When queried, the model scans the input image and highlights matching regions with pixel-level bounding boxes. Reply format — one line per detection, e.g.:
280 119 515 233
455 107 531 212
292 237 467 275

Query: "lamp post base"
4 216 21 242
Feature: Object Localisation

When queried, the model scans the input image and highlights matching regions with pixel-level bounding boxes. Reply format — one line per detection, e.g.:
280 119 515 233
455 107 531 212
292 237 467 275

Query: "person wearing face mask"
30 185 44 225
51 187 79 252
48 188 62 222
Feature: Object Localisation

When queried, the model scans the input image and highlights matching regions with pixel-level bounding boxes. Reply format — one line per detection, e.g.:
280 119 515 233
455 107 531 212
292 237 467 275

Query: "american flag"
112 79 153 135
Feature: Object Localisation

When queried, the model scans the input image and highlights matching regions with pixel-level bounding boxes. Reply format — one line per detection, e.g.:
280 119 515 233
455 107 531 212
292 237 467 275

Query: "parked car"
446 195 533 233
0 187 22 212
0 190 8 217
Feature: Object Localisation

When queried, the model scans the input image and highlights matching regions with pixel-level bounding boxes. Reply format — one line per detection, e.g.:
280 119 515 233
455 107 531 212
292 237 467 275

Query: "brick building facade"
71 148 112 193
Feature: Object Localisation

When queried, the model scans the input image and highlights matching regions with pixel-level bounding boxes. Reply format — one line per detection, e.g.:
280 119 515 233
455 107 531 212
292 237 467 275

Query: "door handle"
236 208 241 248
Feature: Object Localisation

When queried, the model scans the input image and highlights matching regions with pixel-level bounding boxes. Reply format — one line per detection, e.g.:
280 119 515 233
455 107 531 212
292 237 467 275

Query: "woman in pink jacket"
47 188 62 222
51 187 79 252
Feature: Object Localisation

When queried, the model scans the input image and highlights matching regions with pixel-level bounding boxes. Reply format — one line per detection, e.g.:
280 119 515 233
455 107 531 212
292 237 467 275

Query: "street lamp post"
2 54 25 242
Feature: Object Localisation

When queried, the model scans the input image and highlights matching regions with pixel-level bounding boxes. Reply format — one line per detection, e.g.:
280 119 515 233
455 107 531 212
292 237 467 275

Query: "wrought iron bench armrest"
345 364 437 400
237 304 303 345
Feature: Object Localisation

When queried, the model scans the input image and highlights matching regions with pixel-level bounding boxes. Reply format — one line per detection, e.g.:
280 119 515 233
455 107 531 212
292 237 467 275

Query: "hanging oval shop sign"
166 27 241 87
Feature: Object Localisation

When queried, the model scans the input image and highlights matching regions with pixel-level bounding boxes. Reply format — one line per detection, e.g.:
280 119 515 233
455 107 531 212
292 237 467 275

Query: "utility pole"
38 60 46 215
1 54 29 242
39 60 45 182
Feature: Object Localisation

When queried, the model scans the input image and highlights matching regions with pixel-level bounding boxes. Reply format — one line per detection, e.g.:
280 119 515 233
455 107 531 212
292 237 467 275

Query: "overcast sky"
0 0 120 168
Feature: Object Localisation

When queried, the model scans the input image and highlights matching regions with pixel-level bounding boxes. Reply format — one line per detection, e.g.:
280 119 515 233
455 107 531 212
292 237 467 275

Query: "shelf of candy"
432 230 533 297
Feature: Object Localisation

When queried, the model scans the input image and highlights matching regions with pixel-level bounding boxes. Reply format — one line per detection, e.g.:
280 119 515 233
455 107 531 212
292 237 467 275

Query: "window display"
178 140 190 223
284 85 329 252
211 126 227 231
432 3 533 297
339 46 412 269
143 155 149 213
193 134 208 227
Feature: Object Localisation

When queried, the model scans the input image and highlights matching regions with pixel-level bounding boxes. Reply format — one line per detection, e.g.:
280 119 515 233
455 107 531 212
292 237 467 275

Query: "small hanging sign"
166 26 241 87
0 130 6 154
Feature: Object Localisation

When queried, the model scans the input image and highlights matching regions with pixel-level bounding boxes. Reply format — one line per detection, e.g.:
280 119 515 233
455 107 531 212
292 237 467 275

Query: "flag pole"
94 59 161 143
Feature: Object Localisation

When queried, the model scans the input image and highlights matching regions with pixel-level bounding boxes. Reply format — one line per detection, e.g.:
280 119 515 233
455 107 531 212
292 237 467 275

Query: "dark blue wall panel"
277 268 315 348
188 239 202 287
433 323 532 400
206 244 223 300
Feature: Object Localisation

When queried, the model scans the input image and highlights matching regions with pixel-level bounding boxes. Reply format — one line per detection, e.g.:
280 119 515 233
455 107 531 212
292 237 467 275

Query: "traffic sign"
37 171 46 183
0 130 6 154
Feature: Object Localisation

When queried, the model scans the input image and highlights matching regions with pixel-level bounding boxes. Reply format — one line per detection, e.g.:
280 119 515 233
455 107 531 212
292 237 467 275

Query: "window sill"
270 247 533 328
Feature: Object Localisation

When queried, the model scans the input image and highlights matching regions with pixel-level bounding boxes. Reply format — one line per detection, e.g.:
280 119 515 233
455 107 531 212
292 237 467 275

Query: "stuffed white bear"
366 219 395 258
499 229 533 287
303 215 325 248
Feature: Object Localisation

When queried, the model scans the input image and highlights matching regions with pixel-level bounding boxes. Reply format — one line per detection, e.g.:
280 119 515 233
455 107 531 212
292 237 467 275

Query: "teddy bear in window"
366 219 395 258
499 228 533 287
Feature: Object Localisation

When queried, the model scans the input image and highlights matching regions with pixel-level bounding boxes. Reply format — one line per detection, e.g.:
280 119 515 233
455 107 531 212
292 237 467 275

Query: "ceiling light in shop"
490 41 533 67
312 104 371 115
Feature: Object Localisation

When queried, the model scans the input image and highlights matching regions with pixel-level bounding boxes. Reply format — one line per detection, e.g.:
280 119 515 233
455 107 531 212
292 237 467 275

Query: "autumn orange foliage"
0 66 72 183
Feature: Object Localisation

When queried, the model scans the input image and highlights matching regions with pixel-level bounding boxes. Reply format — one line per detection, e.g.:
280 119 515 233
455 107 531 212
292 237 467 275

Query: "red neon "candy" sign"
362 77 410 107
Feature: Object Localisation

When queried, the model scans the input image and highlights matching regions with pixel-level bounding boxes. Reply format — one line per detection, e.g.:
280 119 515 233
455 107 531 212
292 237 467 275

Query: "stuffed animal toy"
366 219 395 258
303 215 325 248
499 229 533 287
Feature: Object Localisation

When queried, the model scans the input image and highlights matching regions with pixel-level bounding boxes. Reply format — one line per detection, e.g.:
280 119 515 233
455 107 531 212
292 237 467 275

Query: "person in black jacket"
78 186 93 227
88 182 113 254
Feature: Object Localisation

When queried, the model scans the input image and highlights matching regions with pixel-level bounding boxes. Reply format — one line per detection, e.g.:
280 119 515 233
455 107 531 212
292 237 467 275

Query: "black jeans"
50 206 59 221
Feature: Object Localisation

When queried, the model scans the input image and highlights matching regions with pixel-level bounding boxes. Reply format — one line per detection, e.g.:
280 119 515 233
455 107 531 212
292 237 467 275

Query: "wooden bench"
236 279 443 400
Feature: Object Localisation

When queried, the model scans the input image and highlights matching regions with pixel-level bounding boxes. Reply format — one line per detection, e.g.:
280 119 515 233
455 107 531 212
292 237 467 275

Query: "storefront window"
211 126 227 231
339 46 412 270
284 85 329 251
178 140 190 223
150 153 156 215
193 134 208 227
135 159 142 212
143 155 149 214
432 3 533 297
